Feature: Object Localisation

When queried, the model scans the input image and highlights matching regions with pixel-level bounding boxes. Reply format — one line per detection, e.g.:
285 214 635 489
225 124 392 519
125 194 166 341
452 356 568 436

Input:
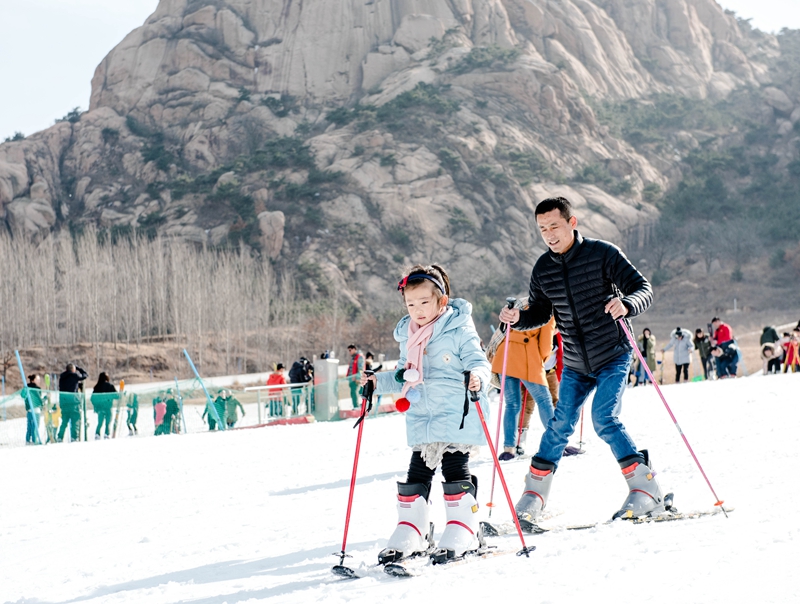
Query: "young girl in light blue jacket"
361 264 491 565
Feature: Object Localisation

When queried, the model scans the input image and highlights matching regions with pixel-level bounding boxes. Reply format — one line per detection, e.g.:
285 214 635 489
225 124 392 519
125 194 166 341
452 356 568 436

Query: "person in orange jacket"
491 305 555 460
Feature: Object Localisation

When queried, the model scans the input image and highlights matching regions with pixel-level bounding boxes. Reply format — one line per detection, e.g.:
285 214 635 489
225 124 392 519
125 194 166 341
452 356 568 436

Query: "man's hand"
499 307 520 325
467 373 482 392
360 373 377 388
604 298 629 320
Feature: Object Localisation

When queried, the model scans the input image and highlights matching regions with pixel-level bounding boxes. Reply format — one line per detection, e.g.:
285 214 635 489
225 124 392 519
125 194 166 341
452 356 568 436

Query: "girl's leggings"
405 450 471 490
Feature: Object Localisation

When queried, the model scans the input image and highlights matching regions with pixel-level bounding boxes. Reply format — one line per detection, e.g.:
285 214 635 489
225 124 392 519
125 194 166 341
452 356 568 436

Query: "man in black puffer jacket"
500 197 667 523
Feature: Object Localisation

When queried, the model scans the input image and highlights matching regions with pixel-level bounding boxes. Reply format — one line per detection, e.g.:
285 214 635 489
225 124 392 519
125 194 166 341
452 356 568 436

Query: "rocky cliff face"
0 0 794 308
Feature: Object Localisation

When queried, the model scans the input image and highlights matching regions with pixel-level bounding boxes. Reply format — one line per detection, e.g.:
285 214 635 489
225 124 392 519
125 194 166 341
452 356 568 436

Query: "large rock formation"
0 0 794 306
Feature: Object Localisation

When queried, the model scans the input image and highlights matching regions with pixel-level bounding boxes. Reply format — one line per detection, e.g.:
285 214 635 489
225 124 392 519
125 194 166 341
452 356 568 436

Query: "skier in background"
486 301 555 461
499 197 666 526
361 263 491 564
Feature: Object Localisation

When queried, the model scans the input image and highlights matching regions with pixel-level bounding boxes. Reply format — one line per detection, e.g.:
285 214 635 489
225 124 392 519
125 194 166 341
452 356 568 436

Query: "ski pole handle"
363 370 375 406
505 297 516 310
464 372 481 403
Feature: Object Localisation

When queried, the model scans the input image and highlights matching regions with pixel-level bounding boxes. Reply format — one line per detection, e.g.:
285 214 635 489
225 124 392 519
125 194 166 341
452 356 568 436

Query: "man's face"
348 347 356 356
712 320 720 330
536 209 578 254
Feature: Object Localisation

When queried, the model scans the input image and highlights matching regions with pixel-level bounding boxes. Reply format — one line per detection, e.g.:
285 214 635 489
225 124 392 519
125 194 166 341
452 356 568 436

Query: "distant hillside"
1 0 798 315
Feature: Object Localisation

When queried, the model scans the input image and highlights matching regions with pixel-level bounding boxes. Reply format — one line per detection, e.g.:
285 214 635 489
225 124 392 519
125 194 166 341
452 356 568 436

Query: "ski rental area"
2 371 798 603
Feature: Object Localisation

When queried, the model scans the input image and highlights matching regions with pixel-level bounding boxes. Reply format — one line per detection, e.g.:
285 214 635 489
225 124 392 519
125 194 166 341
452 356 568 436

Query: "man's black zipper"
561 258 592 373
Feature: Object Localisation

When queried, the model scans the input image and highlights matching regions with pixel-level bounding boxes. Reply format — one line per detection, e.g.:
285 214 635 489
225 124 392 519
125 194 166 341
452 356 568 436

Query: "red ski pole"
617 319 727 516
466 372 534 557
577 406 585 452
332 373 375 577
487 297 516 514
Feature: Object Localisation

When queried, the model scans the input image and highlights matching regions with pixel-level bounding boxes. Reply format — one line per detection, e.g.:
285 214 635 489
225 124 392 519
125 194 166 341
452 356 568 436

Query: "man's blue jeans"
535 351 638 468
503 376 554 448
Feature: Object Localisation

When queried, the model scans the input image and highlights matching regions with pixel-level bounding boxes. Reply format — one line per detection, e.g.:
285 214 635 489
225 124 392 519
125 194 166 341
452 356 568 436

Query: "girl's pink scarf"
401 307 446 397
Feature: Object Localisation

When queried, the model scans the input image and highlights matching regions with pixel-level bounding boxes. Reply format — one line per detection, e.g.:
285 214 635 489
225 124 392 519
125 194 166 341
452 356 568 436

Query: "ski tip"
331 565 358 579
384 563 417 577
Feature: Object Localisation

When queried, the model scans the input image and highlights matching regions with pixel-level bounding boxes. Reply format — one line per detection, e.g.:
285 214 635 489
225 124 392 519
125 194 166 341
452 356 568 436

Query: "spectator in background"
57 363 88 443
91 372 117 440
224 390 246 428
202 390 228 430
663 327 695 383
761 342 783 374
365 352 384 409
153 395 167 434
783 329 800 373
694 329 713 380
160 389 181 434
365 352 383 373
126 392 139 436
636 328 657 386
266 363 288 414
288 357 313 414
710 317 733 346
346 345 364 410
760 326 780 346
711 342 739 378
25 374 43 445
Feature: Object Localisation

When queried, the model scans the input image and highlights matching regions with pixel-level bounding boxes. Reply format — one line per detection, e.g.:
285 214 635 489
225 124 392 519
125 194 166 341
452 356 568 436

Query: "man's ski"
482 505 733 536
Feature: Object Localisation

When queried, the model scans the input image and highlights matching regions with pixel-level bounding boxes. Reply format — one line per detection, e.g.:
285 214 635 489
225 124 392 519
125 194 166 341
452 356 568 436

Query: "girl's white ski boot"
378 482 434 565
430 478 484 563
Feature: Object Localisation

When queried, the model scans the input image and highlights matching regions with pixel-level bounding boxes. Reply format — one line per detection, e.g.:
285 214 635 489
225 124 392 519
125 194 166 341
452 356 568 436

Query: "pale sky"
0 0 799 142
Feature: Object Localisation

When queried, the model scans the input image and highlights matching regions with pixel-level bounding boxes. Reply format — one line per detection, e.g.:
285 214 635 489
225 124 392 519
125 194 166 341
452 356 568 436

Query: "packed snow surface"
3 373 798 603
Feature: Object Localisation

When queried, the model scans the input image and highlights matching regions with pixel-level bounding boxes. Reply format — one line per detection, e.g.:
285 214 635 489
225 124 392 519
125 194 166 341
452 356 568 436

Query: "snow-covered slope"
3 373 798 603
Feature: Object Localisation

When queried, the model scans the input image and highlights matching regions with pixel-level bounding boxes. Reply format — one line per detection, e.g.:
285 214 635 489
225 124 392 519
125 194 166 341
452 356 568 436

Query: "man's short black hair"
347 344 356 350
711 316 721 323
535 197 573 221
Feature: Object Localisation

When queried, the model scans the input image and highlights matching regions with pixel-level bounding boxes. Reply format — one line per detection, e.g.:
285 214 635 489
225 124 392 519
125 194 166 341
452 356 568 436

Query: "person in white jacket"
662 327 695 383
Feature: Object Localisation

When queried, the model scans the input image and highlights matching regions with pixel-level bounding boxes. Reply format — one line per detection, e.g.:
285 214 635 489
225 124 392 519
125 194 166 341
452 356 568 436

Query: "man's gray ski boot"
613 450 670 520
378 482 435 565
514 458 555 530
